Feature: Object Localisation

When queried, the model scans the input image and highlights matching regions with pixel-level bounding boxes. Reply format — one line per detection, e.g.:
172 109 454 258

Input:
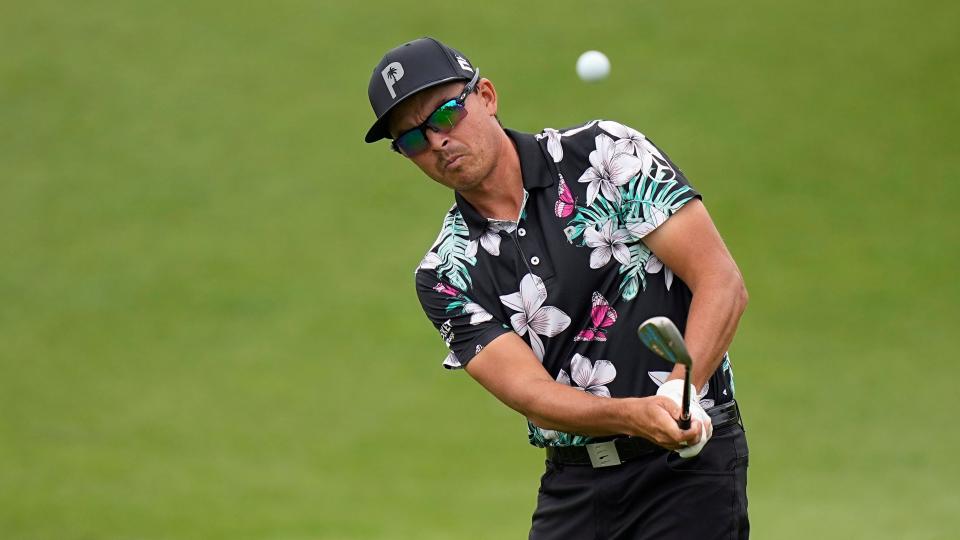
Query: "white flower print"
535 356 615 440
536 121 600 164
417 251 441 271
463 302 493 325
598 120 654 170
624 205 668 240
559 354 616 397
431 282 493 324
584 220 631 269
542 128 564 162
600 120 644 153
561 120 599 137
537 427 560 442
443 351 461 369
622 205 673 289
465 220 516 257
647 371 713 408
644 254 675 291
466 229 501 257
499 273 571 360
577 134 645 207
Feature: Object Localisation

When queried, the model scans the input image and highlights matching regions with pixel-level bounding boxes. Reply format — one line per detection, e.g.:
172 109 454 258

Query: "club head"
637 316 692 368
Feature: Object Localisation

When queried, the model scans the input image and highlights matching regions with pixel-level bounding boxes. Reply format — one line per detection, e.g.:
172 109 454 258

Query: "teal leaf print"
619 168 695 228
722 353 735 396
618 242 653 301
435 211 477 291
563 195 619 245
616 169 695 300
527 420 592 447
561 127 697 302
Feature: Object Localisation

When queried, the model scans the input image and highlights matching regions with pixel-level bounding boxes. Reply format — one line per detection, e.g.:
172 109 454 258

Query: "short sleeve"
593 120 701 237
415 267 512 370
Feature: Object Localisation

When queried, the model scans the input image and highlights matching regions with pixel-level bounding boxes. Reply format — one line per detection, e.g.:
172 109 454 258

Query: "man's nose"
424 127 449 149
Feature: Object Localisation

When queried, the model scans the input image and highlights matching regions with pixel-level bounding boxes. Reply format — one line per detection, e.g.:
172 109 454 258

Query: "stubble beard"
443 155 483 191
450 143 501 194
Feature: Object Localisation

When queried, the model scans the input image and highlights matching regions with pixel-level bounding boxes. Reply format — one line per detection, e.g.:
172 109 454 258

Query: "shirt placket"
508 202 556 282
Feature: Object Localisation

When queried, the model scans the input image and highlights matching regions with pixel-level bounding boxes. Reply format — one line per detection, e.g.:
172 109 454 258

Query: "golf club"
637 316 693 429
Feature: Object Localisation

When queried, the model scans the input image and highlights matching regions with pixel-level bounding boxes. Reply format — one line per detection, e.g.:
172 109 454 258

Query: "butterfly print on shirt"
574 292 618 341
555 174 576 218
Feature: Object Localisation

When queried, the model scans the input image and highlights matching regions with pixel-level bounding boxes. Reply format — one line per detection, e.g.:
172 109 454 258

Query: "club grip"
678 414 691 430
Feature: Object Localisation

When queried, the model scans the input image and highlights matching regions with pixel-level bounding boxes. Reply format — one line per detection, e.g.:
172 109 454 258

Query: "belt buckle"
585 441 621 468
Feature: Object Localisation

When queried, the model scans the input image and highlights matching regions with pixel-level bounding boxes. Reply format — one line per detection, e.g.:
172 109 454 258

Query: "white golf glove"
656 379 713 458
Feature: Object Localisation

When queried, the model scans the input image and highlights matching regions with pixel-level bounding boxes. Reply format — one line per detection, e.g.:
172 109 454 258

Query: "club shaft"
636 317 695 430
679 367 691 430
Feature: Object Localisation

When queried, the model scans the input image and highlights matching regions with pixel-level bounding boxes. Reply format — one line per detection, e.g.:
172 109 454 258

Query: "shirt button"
530 256 540 265
518 228 526 237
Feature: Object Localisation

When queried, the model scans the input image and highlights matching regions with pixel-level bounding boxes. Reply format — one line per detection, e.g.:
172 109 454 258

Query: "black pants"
530 423 749 540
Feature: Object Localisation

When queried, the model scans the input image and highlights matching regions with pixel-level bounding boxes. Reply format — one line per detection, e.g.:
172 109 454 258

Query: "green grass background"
2 0 958 538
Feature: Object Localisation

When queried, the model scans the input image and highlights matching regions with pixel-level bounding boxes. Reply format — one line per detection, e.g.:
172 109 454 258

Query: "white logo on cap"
455 56 473 72
381 61 405 99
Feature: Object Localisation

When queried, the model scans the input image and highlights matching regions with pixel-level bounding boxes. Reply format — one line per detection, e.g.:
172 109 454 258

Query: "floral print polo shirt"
414 120 737 447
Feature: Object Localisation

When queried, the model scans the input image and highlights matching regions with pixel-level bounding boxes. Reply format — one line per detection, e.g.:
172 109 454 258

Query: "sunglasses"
391 69 481 157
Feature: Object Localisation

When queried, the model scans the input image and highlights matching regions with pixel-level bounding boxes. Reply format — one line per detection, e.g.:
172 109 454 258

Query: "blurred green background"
2 0 958 538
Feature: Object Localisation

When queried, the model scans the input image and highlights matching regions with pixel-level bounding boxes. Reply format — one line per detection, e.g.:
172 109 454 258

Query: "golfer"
365 37 750 539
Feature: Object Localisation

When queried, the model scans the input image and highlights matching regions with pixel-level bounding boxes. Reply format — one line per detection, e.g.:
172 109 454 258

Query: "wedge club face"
638 316 693 429
637 316 692 368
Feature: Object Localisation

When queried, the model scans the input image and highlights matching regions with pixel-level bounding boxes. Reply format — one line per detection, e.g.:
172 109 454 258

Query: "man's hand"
656 379 713 457
625 395 708 452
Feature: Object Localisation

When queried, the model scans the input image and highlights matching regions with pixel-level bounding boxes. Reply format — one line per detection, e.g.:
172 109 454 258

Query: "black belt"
545 400 741 468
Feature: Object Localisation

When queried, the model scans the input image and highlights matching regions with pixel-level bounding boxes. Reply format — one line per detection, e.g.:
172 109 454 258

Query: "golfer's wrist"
611 397 666 438
610 397 645 436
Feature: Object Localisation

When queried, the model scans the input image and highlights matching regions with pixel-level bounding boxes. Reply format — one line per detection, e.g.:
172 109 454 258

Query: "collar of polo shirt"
454 128 555 240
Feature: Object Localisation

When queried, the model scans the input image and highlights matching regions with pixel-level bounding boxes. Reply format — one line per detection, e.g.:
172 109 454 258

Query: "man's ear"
476 78 498 116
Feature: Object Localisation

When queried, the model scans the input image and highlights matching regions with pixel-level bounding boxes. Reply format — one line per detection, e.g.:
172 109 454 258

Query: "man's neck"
457 131 524 221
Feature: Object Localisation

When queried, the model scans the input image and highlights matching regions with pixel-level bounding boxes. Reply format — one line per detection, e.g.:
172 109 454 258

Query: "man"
364 37 750 539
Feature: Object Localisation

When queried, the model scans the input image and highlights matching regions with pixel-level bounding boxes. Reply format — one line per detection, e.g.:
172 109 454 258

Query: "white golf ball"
576 50 610 82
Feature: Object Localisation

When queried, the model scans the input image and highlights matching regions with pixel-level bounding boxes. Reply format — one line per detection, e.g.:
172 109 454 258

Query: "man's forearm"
466 333 674 439
519 379 638 436
515 379 701 448
674 270 748 390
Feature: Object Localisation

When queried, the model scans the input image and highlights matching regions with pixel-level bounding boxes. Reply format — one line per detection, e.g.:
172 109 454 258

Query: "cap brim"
364 75 470 143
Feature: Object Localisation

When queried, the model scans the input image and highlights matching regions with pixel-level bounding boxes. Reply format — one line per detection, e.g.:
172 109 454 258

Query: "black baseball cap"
364 37 476 143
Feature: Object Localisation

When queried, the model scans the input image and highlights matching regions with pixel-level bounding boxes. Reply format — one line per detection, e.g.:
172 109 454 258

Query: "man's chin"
441 169 483 191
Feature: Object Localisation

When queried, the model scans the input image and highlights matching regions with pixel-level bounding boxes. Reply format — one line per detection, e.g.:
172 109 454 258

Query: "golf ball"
576 50 610 82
